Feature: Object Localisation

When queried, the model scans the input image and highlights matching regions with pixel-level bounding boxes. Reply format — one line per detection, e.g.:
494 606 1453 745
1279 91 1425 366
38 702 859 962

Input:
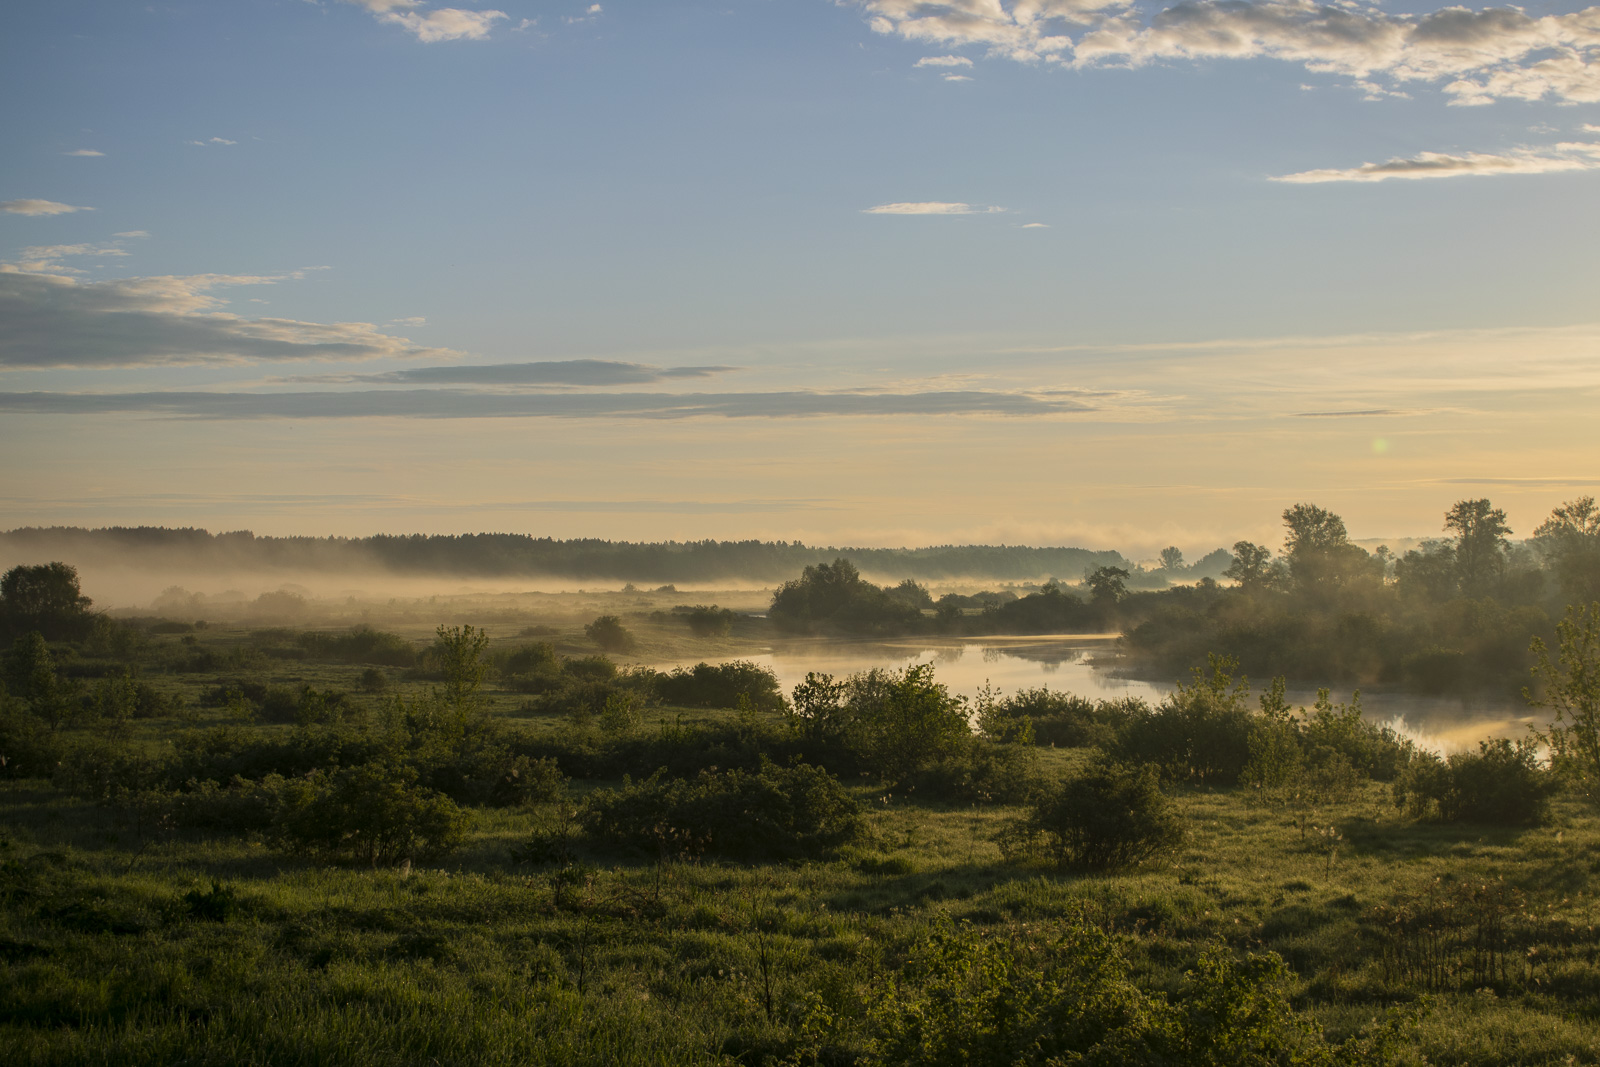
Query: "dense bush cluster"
1002 761 1185 870
1394 738 1557 825
865 917 1422 1067
580 760 864 861
653 660 783 711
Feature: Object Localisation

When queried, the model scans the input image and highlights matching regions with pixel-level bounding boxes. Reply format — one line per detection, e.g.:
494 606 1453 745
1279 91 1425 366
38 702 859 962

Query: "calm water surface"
652 635 1541 753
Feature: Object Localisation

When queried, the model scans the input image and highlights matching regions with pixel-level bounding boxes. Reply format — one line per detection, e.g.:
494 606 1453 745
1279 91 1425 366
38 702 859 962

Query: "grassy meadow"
2 600 1599 1066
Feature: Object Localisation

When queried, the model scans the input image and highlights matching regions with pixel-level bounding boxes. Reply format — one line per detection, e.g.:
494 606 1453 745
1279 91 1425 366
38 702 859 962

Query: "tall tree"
1444 498 1511 596
1280 504 1375 592
1532 497 1600 605
1158 546 1185 572
1083 565 1130 604
1223 541 1274 592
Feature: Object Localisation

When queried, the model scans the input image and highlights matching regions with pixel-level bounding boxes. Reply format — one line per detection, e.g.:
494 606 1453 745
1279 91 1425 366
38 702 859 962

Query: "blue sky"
3 0 1598 556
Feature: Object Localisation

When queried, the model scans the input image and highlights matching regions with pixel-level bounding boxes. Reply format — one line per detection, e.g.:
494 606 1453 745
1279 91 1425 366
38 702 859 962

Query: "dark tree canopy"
1 561 93 640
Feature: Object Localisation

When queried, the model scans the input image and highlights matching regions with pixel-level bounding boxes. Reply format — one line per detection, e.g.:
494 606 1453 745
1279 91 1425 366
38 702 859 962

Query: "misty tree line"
762 496 1600 697
0 526 1133 585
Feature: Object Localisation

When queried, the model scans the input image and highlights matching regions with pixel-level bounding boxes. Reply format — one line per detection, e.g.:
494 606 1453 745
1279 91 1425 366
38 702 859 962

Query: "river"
651 634 1542 754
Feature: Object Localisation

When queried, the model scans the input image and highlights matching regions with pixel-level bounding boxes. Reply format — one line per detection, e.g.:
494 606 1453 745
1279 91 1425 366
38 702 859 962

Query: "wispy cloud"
0 389 1095 420
335 359 739 387
187 137 237 146
1273 141 1600 183
864 201 1004 215
114 231 150 239
345 0 506 42
5 243 130 274
857 0 1600 106
64 149 104 157
2 199 93 216
0 269 460 368
915 55 972 67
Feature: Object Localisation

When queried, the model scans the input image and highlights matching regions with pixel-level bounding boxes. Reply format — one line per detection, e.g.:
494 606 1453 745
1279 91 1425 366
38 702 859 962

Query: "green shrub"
911 737 1041 804
581 760 863 861
267 757 468 866
297 626 417 667
1111 678 1255 784
681 604 735 637
1298 689 1415 782
0 690 60 778
1394 738 1556 825
981 688 1136 749
788 663 971 785
863 917 1421 1067
654 660 783 711
1004 761 1183 870
585 615 635 653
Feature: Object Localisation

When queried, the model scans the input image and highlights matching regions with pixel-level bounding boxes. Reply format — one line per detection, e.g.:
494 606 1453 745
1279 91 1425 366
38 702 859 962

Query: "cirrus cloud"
2 199 94 216
0 388 1095 420
863 201 1005 214
857 0 1600 105
1273 140 1600 182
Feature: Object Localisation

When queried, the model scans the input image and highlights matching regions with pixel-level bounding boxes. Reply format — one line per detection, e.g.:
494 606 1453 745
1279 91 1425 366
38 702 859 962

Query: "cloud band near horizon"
0 389 1094 420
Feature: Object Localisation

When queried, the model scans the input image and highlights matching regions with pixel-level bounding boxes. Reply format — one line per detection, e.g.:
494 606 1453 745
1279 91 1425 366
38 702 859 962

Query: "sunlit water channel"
651 635 1543 754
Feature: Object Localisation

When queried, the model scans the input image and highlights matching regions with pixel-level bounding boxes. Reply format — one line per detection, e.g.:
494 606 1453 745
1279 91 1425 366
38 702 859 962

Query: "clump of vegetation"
585 614 636 653
680 604 735 637
1528 601 1600 797
1001 761 1183 870
297 625 418 667
787 663 972 785
0 561 95 641
769 558 925 635
1394 738 1557 825
580 760 863 861
654 660 783 711
268 757 469 866
865 917 1422 1067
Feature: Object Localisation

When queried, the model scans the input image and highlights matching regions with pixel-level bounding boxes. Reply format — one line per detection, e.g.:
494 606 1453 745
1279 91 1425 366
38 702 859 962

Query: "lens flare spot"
1372 438 1390 454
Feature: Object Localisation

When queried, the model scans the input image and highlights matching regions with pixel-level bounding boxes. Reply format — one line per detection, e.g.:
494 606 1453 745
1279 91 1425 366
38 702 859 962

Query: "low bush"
297 626 417 667
787 664 971 786
1002 761 1184 870
267 758 468 866
581 760 863 861
864 917 1422 1067
654 660 783 711
0 692 61 778
979 688 1135 749
681 605 735 637
585 615 635 653
1111 681 1255 785
1394 737 1556 825
910 737 1041 805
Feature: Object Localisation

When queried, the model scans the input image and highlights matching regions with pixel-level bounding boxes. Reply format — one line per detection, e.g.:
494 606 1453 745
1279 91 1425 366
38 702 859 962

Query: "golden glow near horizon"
3 4 1596 550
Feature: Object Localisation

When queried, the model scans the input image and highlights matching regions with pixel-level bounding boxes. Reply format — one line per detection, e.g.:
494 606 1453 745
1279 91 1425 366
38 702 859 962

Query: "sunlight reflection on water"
652 636 1542 754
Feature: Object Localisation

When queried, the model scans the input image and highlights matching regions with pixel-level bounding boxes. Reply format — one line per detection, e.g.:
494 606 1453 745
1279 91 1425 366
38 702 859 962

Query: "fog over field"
6 2 1600 1064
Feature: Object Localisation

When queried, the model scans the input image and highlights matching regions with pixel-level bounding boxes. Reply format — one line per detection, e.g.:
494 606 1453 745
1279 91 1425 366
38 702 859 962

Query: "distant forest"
0 526 1173 585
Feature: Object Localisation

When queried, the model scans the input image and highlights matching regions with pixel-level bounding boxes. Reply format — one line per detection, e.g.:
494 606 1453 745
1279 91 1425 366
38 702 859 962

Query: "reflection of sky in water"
652 637 1542 754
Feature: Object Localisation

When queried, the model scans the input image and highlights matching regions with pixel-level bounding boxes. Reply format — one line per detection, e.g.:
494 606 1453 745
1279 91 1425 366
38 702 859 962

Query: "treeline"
769 496 1600 697
0 526 1130 585
1122 497 1600 693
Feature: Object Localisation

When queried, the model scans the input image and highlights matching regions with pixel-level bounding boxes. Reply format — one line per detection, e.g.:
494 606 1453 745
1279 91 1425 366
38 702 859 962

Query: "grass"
5 750 1600 1065
7 621 1600 1064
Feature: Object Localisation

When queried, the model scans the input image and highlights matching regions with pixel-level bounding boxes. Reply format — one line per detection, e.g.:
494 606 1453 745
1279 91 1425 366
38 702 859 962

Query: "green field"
3 608 1599 1066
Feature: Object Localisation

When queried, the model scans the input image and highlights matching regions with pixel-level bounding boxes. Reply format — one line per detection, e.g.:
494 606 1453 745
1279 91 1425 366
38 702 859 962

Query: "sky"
2 0 1598 559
